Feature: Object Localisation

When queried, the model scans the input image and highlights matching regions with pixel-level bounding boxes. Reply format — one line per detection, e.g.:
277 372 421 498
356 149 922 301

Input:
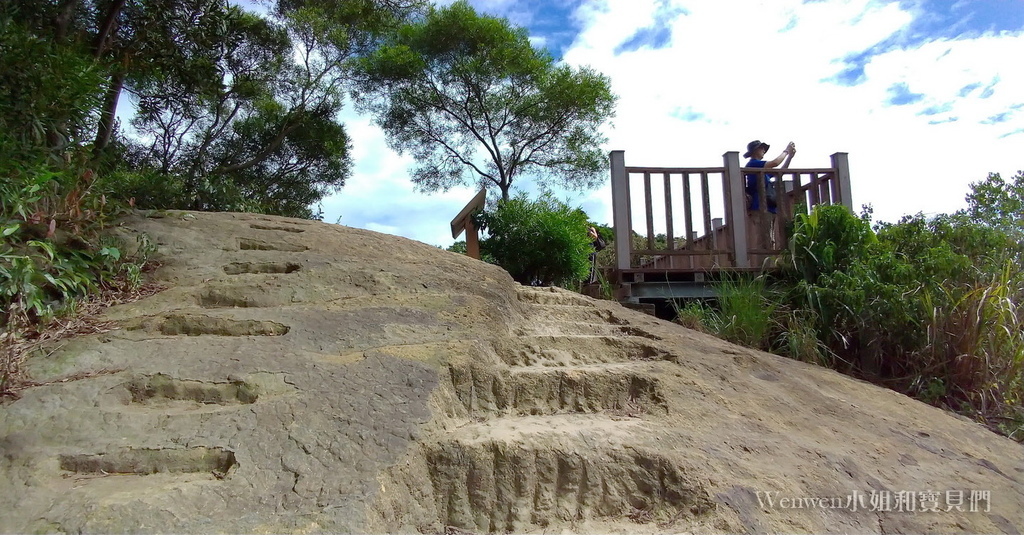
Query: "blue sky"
322 0 1024 247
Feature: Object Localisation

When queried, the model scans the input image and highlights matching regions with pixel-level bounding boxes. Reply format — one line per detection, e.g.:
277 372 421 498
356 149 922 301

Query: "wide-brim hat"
743 139 769 158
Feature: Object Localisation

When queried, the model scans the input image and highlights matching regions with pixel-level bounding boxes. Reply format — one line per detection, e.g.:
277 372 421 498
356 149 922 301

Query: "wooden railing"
610 151 852 273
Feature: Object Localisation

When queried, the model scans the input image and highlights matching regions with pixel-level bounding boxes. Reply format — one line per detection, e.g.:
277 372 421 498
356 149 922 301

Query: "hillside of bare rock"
1 210 1022 534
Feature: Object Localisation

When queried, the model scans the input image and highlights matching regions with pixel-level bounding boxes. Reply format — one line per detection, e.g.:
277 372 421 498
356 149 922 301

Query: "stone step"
514 321 660 338
516 287 595 307
418 415 712 533
521 304 627 324
493 335 670 367
447 362 667 417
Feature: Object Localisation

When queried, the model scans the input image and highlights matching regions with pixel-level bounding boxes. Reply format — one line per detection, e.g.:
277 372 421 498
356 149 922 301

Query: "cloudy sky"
321 0 1024 248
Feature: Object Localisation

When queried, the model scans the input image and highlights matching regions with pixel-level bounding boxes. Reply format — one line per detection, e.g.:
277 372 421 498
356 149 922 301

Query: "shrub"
0 15 105 165
670 275 776 349
711 275 776 348
478 193 593 287
915 263 1024 438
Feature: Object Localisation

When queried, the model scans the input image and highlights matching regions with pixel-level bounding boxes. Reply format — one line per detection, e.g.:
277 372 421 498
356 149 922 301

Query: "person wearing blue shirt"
743 139 796 214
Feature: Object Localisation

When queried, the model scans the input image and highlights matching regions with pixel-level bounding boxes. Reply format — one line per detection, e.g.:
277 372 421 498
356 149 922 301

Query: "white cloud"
559 0 1023 228
318 108 478 248
322 0 1024 247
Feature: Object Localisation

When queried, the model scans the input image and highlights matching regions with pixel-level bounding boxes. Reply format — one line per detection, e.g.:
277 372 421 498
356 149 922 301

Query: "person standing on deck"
743 139 796 213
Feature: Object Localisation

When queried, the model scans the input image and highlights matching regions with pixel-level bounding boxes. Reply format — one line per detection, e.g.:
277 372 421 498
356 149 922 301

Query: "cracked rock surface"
1 211 1022 534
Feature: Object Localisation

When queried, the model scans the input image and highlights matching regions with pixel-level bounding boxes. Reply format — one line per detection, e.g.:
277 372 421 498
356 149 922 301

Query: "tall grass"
916 262 1024 439
672 275 775 349
713 276 775 348
774 309 838 368
670 203 1024 442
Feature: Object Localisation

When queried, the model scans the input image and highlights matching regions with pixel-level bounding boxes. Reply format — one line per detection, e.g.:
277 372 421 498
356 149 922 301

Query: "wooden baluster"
644 172 654 251
664 172 674 250
701 171 712 251
664 172 674 268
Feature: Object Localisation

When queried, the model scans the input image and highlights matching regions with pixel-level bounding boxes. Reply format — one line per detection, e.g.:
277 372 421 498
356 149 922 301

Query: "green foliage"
712 276 776 349
671 300 712 333
477 194 593 287
788 204 876 284
965 170 1024 243
671 276 775 349
7 0 425 220
0 13 105 165
0 161 152 322
875 211 1017 282
120 4 356 218
780 200 1023 439
784 205 927 371
354 0 617 200
675 186 1024 441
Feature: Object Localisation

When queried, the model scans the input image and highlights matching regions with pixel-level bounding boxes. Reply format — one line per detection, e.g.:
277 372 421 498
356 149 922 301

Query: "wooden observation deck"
608 150 853 302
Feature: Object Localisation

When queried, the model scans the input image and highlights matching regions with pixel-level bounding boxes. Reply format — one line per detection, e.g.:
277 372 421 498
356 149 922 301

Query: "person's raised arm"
764 141 795 169
780 142 796 169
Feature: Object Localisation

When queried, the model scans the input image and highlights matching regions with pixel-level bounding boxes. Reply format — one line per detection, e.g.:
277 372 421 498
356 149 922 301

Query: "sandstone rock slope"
1 211 1021 534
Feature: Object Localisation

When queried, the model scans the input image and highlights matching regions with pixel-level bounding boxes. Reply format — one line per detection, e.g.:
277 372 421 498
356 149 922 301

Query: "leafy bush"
0 14 106 165
675 197 1023 441
478 194 593 287
781 202 1023 439
671 276 776 349
0 18 156 396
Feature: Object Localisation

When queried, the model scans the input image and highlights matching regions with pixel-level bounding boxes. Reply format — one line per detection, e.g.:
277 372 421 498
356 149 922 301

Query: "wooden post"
610 150 631 271
464 218 479 259
831 152 853 211
450 189 486 259
723 151 749 268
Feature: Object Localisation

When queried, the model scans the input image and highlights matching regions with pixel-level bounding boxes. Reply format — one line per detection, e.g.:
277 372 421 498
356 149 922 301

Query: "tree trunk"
93 0 126 59
499 177 511 201
93 70 124 158
53 0 80 42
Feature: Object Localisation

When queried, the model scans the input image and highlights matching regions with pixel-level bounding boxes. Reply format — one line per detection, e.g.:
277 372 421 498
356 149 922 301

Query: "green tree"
0 9 105 165
122 0 425 217
354 0 617 201
478 194 593 286
14 0 239 157
965 170 1024 244
12 0 423 218
125 7 353 217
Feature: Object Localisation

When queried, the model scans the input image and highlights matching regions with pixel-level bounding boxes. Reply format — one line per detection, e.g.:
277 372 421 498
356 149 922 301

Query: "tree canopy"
965 170 1024 244
6 0 424 218
353 0 617 201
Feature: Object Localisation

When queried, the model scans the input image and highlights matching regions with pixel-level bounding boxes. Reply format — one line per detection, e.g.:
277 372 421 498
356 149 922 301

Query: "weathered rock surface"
1 211 1021 534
